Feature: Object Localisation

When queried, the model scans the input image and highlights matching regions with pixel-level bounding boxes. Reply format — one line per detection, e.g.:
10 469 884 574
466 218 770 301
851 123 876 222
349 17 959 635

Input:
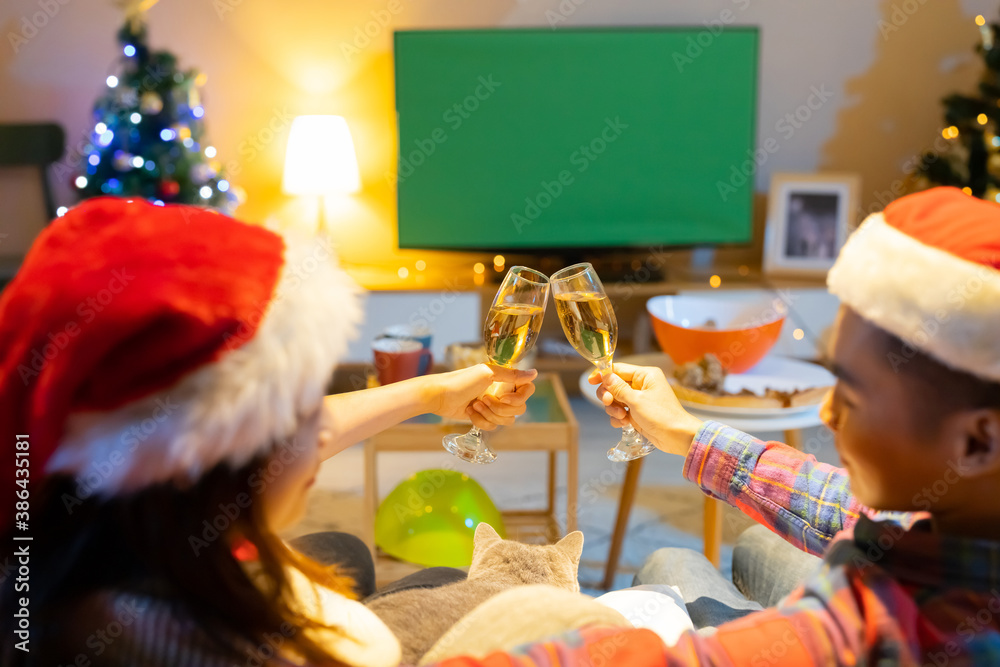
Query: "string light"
415 260 426 271
977 15 987 26
217 179 230 192
473 262 485 274
130 112 142 124
95 122 107 134
160 128 176 141
56 206 68 217
75 176 88 188
398 267 409 279
962 187 973 195
106 75 119 88
123 44 136 57
131 156 144 168
199 185 213 199
182 137 195 148
793 328 805 340
978 113 989 125
88 154 100 166
493 254 505 271
943 126 959 139
192 106 205 119
709 274 722 288
97 130 114 147
204 146 216 158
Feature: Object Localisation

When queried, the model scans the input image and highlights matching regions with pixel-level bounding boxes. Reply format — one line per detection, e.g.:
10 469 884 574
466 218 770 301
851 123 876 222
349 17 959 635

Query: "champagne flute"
442 266 549 464
551 263 656 462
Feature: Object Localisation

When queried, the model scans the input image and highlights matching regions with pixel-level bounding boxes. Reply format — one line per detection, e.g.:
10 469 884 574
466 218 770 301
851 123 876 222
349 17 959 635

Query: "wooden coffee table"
361 373 578 553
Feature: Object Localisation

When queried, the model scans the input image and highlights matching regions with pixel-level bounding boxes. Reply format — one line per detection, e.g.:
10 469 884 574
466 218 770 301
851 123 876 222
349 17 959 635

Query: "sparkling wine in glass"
442 266 549 464
551 263 656 462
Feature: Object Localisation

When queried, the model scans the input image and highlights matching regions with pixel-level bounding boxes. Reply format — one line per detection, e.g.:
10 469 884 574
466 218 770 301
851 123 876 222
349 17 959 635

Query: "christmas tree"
914 14 1000 201
74 1 240 213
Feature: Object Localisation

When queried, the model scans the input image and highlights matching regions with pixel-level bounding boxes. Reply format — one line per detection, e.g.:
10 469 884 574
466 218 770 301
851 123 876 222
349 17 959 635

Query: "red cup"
372 338 433 385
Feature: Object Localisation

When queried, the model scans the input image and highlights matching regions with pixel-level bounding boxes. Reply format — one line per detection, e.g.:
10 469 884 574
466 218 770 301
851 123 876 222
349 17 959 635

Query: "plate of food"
600 353 834 418
668 354 833 417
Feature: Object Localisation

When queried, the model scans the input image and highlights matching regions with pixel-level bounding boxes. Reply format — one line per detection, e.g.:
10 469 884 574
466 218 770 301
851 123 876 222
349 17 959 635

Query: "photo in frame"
763 173 861 277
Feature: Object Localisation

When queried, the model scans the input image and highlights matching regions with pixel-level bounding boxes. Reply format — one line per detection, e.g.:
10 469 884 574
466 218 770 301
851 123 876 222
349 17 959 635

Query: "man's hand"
589 363 703 457
430 364 537 431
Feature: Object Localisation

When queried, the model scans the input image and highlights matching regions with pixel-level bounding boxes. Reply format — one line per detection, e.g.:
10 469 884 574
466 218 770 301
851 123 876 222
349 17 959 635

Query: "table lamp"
282 115 361 234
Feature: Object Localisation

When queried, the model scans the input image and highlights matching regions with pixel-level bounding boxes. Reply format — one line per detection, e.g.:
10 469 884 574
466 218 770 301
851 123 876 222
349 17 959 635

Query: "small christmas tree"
914 14 1000 200
74 1 240 213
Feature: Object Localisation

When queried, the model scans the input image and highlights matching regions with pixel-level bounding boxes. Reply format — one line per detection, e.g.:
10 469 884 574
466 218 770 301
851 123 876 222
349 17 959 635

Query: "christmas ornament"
140 91 163 114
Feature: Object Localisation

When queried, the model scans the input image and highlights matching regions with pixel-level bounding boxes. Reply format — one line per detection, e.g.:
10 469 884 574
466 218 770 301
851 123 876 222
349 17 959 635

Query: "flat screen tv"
393 28 759 251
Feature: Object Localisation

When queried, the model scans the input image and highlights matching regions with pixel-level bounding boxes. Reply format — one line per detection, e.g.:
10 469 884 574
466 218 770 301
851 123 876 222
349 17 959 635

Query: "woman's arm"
320 365 537 460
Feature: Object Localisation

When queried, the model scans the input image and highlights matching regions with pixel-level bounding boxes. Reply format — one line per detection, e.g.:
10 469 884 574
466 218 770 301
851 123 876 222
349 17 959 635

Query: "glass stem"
598 357 639 437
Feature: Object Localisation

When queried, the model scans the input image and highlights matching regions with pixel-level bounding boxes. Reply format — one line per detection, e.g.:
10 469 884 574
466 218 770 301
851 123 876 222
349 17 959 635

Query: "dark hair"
878 327 1000 427
0 448 354 666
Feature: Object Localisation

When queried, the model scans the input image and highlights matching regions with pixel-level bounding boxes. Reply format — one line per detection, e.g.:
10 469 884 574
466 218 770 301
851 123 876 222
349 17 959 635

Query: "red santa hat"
0 197 362 527
827 186 1000 383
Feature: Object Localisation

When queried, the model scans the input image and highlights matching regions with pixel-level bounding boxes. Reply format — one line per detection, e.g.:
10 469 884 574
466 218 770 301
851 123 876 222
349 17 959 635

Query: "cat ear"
473 522 502 554
554 531 584 564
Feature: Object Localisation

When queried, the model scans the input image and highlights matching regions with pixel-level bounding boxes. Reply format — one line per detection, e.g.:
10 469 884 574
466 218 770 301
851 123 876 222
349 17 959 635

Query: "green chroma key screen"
394 28 759 251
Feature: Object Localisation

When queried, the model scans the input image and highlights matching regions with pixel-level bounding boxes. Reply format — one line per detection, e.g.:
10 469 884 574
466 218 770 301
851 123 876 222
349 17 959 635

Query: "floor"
313 395 841 593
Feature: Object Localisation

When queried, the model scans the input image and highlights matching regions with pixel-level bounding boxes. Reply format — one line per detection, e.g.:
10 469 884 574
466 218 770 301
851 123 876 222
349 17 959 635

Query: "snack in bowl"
670 354 831 409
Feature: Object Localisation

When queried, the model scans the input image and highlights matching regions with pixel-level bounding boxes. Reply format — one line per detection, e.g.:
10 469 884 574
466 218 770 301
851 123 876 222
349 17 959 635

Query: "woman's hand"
429 364 537 431
589 363 703 457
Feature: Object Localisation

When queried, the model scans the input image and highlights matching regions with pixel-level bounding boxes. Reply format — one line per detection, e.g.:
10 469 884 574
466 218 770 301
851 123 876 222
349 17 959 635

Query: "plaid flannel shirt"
429 421 1000 666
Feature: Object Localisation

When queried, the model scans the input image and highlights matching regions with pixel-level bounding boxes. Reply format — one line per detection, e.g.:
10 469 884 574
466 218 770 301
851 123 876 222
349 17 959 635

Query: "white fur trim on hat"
46 232 364 497
827 214 1000 382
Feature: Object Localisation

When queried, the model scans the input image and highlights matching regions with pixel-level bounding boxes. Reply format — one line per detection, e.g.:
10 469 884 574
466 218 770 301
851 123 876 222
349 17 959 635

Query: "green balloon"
375 469 506 568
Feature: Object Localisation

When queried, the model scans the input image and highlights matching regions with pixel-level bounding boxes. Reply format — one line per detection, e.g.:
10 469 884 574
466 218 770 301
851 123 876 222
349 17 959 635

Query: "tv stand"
488 252 670 285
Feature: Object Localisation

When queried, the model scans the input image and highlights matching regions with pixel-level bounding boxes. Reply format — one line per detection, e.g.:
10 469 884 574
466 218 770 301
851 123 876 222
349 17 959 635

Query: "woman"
0 197 534 666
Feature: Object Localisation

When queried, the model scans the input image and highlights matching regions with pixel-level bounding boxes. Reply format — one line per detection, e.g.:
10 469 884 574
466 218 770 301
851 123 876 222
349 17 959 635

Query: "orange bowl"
646 295 787 373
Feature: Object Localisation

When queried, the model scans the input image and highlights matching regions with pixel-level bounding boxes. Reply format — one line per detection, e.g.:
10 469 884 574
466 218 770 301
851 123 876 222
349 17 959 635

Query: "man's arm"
593 364 866 555
685 421 864 555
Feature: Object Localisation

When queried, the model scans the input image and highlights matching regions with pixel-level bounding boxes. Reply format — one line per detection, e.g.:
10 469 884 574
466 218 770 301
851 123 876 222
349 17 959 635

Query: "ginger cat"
365 523 584 666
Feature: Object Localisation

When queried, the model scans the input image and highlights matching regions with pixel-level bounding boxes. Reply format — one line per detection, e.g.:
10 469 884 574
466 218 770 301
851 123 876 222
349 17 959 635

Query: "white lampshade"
282 115 361 195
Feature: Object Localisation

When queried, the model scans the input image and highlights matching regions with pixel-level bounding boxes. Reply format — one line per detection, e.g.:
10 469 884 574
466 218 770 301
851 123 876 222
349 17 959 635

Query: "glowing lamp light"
978 113 989 125
74 176 88 188
88 154 100 166
106 75 119 88
192 106 205 118
130 112 142 124
473 262 485 274
204 146 217 158
793 328 805 340
124 44 136 57
976 15 987 26
95 122 107 134
709 274 722 288
217 179 230 192
131 156 145 168
160 128 176 141
199 185 213 199
282 116 361 196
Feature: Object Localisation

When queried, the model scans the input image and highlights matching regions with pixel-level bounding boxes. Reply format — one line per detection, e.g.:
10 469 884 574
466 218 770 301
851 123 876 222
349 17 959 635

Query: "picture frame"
763 172 861 277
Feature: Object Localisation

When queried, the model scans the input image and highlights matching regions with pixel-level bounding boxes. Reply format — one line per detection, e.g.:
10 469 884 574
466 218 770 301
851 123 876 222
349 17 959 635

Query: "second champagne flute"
550 262 657 462
441 266 549 464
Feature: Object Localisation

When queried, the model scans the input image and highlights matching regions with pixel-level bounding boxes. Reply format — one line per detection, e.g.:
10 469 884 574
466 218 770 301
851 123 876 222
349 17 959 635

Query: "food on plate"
670 354 830 409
